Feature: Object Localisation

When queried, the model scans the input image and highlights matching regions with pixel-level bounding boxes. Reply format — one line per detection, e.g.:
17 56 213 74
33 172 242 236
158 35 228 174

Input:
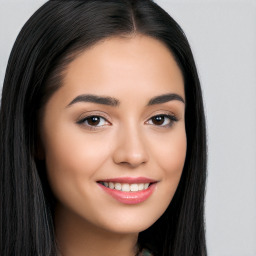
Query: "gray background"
0 1 256 255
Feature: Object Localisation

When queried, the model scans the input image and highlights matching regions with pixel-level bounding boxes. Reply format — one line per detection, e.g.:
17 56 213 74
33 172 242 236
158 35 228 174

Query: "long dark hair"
0 0 207 255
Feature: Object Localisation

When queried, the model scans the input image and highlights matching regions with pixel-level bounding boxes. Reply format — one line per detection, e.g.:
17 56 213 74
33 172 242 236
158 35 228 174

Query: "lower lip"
98 183 156 205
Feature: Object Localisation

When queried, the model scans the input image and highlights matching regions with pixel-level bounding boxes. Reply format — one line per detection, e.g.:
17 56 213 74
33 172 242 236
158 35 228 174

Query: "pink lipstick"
97 177 157 205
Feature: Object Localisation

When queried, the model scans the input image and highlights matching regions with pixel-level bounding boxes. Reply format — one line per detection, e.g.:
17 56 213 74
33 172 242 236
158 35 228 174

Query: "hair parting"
0 1 207 255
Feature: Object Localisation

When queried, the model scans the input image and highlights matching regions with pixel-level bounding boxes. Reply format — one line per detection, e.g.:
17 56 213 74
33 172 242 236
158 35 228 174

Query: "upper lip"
97 176 157 184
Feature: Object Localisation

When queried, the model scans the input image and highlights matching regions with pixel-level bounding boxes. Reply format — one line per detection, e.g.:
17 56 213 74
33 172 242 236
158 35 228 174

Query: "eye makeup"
145 114 178 128
76 111 178 131
77 115 111 130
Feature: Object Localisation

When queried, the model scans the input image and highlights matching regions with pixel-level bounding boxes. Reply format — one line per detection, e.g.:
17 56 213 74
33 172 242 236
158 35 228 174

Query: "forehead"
52 35 185 107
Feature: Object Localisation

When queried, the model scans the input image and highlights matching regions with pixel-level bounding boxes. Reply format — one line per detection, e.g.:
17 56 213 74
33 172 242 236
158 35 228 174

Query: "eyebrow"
147 93 185 106
66 93 185 108
67 94 120 107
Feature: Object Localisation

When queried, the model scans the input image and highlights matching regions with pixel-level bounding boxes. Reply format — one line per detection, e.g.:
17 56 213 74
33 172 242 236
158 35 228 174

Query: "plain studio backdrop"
0 1 256 255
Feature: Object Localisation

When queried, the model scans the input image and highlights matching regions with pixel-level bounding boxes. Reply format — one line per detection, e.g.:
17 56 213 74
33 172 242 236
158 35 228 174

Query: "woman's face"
40 35 186 234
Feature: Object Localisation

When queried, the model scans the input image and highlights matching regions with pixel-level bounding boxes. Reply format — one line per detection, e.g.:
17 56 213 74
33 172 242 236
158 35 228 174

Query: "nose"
112 124 149 168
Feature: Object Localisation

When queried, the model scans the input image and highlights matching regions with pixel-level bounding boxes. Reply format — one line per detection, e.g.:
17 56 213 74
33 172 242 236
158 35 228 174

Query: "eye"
146 114 177 127
77 115 110 128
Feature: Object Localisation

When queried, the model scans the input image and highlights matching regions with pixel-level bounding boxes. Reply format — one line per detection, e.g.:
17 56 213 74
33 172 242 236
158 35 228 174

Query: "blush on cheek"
158 134 186 175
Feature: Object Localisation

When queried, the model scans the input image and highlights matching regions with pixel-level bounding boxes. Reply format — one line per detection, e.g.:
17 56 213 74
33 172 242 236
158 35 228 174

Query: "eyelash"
77 115 110 130
146 114 178 127
77 114 178 130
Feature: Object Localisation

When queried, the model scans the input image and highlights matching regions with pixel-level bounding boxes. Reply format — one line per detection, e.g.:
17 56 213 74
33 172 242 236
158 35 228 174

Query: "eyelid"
145 110 178 121
145 111 178 128
76 110 179 131
76 111 112 130
76 111 111 122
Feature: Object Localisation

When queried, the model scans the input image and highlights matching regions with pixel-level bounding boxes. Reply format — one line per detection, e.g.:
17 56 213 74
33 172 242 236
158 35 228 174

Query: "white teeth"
138 183 144 191
100 182 152 192
122 184 130 192
109 182 114 189
130 184 139 192
114 183 122 190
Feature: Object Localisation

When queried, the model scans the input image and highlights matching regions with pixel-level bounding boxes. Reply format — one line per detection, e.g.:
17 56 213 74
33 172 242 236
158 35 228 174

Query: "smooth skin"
39 35 186 256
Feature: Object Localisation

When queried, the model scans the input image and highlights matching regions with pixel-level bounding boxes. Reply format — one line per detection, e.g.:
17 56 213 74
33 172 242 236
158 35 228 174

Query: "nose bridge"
113 120 149 168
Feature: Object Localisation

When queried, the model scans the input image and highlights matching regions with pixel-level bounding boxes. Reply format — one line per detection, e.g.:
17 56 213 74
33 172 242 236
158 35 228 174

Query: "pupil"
88 116 100 126
153 116 164 125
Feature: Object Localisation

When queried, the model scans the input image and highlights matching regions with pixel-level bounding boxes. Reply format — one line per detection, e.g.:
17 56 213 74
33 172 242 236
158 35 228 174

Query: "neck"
55 204 139 256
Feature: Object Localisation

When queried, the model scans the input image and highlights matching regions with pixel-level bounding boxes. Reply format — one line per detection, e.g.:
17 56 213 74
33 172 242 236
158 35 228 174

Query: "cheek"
42 124 111 201
153 125 186 168
164 134 186 179
152 126 187 196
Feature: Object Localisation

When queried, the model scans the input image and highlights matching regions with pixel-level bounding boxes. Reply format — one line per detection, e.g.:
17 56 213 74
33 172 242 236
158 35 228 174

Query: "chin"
94 206 166 235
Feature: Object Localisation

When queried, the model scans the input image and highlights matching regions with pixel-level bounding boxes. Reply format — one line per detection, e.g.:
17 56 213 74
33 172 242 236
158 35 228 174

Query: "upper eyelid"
145 110 178 121
77 110 180 123
77 111 111 122
145 114 177 125
77 115 110 125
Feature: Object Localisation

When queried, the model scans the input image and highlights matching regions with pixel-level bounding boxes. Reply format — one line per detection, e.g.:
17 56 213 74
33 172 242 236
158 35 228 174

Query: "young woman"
0 0 207 255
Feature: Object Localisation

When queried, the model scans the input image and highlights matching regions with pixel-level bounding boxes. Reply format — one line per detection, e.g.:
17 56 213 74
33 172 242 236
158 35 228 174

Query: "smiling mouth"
97 177 157 204
97 181 154 192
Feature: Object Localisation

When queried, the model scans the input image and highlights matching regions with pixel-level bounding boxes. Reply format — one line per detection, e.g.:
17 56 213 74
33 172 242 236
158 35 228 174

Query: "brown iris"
151 115 166 125
87 116 101 126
